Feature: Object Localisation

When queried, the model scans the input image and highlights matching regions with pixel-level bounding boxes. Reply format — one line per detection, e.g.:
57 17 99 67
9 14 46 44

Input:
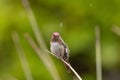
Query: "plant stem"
46 50 83 80
12 32 33 80
95 26 102 80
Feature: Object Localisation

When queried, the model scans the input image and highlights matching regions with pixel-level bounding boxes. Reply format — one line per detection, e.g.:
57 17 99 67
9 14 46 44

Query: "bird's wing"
61 41 70 59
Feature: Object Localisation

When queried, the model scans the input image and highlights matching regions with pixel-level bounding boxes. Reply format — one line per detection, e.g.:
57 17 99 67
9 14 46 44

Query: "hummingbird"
50 32 70 72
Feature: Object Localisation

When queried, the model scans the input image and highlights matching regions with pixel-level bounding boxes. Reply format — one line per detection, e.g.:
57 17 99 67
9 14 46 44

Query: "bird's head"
52 32 60 38
51 32 61 41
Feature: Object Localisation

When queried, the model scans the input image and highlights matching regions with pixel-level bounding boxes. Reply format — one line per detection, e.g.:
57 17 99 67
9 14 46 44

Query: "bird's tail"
63 59 71 73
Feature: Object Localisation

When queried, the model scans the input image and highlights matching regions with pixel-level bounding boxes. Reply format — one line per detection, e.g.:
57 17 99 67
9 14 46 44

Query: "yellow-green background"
0 0 120 80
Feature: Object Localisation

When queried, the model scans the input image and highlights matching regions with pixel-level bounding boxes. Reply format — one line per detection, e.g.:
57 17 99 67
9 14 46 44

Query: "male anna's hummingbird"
50 32 70 71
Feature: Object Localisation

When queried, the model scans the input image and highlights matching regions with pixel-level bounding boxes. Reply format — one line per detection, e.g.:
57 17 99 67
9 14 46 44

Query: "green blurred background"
0 0 120 80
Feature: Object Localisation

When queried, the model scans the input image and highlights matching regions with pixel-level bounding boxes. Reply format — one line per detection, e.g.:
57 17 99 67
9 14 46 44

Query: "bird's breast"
50 42 64 58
